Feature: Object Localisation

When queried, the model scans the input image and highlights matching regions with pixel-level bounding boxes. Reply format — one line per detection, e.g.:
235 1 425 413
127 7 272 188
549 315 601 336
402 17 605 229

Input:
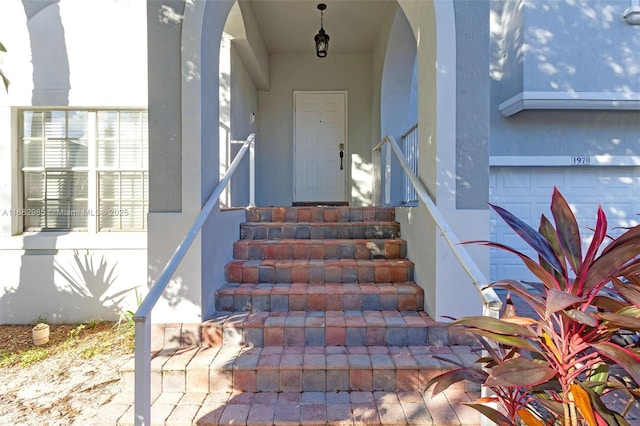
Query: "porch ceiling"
249 0 393 55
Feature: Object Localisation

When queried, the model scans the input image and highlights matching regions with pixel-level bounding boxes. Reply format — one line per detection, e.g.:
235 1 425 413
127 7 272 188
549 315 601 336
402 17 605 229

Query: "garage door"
489 167 640 282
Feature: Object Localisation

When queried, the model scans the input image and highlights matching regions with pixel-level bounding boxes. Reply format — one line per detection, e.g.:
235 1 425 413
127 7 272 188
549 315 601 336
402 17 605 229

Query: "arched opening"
380 8 418 206
218 1 265 208
152 0 466 321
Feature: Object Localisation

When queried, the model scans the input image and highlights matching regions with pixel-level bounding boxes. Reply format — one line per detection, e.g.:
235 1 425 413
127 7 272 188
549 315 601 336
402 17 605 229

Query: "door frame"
292 90 349 203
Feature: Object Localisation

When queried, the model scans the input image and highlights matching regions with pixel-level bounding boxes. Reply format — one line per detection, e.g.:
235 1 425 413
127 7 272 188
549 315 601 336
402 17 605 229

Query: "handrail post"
134 316 151 426
249 136 255 207
481 288 501 426
384 143 391 206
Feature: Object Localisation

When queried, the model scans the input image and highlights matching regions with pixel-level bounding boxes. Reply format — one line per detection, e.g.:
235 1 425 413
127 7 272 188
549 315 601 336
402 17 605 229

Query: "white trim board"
490 156 640 167
499 91 640 117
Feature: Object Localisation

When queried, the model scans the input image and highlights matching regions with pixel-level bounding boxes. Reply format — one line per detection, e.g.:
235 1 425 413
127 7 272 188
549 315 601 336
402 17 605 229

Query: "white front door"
294 92 347 203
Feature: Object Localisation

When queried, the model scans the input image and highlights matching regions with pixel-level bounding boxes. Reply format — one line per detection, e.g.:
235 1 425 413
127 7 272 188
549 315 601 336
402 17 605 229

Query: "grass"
0 320 134 369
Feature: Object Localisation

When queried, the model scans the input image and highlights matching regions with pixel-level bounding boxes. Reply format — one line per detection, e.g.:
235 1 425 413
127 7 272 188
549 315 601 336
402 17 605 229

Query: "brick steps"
224 258 415 284
240 221 400 240
245 206 395 223
215 282 424 312
233 238 407 260
115 207 486 424
200 310 447 348
120 344 478 394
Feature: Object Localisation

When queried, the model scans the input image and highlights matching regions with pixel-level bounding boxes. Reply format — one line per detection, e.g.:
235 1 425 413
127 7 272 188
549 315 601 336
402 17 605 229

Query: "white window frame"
18 108 148 233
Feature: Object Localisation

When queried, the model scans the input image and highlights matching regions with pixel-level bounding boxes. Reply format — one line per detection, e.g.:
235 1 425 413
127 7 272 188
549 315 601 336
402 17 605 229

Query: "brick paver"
113 208 640 425
108 387 486 425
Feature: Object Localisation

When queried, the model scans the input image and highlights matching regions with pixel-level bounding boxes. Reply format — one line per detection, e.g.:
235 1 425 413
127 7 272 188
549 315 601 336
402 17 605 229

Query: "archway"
169 0 461 320
380 7 418 206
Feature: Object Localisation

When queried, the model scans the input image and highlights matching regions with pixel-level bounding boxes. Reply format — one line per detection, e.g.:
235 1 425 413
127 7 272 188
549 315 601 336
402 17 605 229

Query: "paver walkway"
96 388 483 425
97 206 640 425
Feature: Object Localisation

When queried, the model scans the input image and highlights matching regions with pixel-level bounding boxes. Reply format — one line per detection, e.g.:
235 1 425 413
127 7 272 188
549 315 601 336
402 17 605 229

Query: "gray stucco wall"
229 44 259 207
147 0 184 213
490 109 640 156
490 0 640 157
455 0 490 209
380 8 419 207
523 0 640 93
491 0 525 101
257 53 373 207
371 2 401 205
231 45 259 143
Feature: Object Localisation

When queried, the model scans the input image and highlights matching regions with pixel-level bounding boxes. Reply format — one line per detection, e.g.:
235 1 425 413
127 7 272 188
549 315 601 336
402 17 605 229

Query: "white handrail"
374 135 502 317
401 123 419 204
132 133 255 426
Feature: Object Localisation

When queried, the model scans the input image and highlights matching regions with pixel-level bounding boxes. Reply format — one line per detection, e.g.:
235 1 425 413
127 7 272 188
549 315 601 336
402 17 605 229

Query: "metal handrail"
401 123 419 204
132 133 255 425
401 122 418 139
374 135 502 318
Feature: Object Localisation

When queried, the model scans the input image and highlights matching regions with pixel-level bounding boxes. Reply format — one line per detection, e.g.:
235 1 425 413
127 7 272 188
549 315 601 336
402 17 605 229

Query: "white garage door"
489 167 640 282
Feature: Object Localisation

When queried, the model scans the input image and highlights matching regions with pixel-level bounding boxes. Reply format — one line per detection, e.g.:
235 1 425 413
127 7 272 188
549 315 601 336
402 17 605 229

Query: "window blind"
21 109 148 232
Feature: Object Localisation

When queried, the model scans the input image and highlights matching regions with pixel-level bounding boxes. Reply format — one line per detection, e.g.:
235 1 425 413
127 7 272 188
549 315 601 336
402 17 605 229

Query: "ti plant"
427 188 640 425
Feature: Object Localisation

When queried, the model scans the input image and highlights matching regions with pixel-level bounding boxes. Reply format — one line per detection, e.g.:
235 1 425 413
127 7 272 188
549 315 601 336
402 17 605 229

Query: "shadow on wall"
22 0 70 105
54 254 137 318
3 242 138 323
491 1 640 93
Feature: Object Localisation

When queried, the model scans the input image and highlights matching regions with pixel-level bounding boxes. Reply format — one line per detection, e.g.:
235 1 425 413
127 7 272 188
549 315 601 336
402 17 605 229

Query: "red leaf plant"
427 188 640 425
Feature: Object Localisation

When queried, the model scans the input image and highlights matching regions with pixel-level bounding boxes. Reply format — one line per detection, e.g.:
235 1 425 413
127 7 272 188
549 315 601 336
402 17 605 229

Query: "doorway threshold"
292 201 349 207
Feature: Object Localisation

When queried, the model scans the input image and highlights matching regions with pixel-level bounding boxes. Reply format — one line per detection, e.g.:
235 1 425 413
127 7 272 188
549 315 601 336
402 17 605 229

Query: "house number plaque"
571 156 591 165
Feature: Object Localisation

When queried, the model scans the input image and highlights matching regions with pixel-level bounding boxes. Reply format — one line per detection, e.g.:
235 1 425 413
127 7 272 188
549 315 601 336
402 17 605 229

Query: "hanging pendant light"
314 3 329 58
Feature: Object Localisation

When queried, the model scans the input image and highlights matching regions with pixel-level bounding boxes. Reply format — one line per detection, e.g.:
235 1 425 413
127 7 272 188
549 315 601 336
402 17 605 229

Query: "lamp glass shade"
315 29 329 58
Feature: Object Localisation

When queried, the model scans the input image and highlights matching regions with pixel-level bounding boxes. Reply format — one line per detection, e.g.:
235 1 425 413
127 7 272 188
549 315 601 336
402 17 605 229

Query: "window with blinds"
21 110 148 231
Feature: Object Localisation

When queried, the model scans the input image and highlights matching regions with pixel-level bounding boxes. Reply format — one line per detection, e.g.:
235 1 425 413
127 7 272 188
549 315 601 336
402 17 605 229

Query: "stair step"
233 238 407 260
215 282 424 312
245 206 395 223
200 311 448 348
239 221 400 240
224 259 414 284
120 344 478 394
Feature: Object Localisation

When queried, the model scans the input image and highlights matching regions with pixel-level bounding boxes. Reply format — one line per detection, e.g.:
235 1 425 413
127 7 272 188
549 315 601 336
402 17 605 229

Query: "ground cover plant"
428 188 640 425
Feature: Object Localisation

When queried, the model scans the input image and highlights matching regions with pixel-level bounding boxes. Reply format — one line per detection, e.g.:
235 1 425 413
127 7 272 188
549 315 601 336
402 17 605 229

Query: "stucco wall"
491 0 525 101
523 0 640 93
392 1 490 320
228 44 258 207
230 46 258 143
371 2 399 205
0 0 148 324
257 53 373 207
145 0 243 323
0 243 147 324
380 7 419 206
455 0 490 209
490 109 640 156
490 0 640 157
148 0 185 213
